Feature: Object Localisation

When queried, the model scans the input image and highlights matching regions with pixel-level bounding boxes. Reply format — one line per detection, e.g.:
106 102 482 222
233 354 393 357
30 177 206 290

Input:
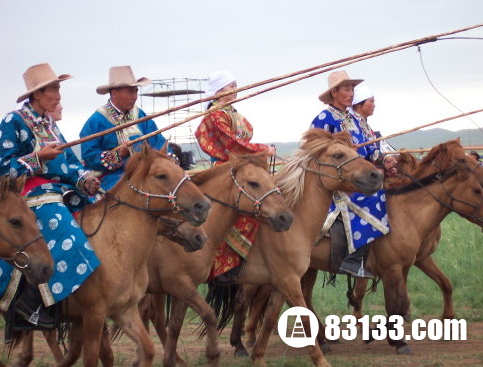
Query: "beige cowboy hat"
16 63 72 103
318 70 363 104
96 66 150 95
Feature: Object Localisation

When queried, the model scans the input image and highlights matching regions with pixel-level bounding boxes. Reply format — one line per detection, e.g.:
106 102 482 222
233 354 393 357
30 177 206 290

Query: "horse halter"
303 155 362 182
126 174 191 214
230 168 282 216
0 231 44 269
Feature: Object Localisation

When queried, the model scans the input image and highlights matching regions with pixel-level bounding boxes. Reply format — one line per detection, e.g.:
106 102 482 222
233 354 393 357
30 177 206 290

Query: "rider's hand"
118 142 130 158
84 176 100 196
37 143 63 162
383 155 398 177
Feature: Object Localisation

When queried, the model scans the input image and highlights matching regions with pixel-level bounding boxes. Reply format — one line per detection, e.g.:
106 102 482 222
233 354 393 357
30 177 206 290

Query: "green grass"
310 213 483 321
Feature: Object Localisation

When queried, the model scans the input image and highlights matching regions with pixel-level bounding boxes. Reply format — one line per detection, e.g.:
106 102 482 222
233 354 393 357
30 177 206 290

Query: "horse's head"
123 143 211 227
224 152 293 232
414 139 483 226
301 129 383 195
0 175 53 285
156 219 208 253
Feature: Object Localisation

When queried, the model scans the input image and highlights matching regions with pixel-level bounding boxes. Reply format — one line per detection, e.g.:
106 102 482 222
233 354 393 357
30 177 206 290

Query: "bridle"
81 173 193 237
386 160 483 224
302 155 362 182
0 231 44 269
205 168 282 217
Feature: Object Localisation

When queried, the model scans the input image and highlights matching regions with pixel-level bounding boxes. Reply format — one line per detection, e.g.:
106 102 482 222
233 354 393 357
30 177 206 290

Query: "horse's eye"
248 181 260 189
474 188 482 195
9 218 21 227
457 158 465 163
333 153 344 159
156 174 167 180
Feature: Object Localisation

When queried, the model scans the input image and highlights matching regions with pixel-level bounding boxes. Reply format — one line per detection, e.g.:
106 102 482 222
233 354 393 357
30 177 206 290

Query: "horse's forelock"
0 175 15 200
301 129 353 160
123 148 170 179
230 152 268 172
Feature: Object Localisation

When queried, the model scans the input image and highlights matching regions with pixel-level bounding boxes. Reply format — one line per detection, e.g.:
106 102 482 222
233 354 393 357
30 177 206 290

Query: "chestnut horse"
50 143 211 367
232 139 483 357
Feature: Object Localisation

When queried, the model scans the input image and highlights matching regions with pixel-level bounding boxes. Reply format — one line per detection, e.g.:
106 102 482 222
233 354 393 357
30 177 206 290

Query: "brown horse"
142 151 293 367
50 143 211 367
198 129 382 367
232 139 483 357
301 139 483 354
0 175 53 290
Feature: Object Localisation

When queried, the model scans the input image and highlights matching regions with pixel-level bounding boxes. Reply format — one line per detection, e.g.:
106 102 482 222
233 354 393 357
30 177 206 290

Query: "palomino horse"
51 143 211 367
231 139 483 357
201 129 383 367
0 175 53 288
143 151 293 367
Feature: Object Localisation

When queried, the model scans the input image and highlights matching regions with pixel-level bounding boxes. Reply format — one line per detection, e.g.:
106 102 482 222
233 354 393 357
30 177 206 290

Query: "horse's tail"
165 293 172 326
199 282 239 338
345 275 358 308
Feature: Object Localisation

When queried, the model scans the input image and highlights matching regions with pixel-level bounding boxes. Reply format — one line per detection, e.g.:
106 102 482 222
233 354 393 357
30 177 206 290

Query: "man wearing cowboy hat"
310 70 390 279
80 66 168 191
0 63 101 327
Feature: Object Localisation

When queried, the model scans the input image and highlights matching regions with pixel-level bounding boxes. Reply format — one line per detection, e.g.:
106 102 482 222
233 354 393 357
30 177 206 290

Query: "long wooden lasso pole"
355 108 483 149
58 23 483 150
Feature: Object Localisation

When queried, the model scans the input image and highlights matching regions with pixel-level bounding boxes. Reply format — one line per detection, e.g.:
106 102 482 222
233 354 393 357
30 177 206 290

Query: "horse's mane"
0 175 22 200
276 129 353 208
191 152 268 185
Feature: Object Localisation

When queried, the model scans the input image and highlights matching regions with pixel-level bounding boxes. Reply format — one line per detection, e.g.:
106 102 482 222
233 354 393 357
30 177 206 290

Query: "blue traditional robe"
310 106 390 252
80 100 167 191
0 103 100 308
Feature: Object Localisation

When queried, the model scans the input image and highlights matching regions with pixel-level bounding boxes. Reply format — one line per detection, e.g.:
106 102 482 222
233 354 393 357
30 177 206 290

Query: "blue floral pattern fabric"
310 106 389 251
0 103 100 305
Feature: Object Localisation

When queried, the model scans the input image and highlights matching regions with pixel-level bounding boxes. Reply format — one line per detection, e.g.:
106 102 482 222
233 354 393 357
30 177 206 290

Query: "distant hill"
180 128 483 161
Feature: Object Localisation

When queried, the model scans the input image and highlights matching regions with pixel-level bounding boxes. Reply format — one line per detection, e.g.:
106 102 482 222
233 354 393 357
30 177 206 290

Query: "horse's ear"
15 175 26 194
160 141 168 155
141 142 151 158
228 152 240 168
0 176 9 198
455 137 461 144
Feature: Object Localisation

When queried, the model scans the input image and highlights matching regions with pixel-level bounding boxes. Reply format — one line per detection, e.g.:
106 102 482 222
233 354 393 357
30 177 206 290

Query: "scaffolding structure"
138 77 207 146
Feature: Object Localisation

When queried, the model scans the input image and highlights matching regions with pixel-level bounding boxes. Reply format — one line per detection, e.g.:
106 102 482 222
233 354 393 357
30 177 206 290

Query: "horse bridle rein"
0 231 44 269
204 168 282 217
302 155 362 182
387 160 483 224
81 174 193 237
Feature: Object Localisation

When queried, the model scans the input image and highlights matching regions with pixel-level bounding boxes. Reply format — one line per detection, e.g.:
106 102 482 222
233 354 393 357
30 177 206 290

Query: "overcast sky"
1 1 483 146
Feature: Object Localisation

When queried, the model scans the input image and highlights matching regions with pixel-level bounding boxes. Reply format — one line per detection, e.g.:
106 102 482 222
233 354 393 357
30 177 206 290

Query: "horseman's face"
358 97 376 118
111 86 138 113
31 82 61 115
217 81 237 104
331 84 354 110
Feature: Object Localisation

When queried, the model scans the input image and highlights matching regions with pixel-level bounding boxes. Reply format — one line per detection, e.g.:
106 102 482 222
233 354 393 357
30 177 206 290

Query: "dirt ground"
3 320 483 366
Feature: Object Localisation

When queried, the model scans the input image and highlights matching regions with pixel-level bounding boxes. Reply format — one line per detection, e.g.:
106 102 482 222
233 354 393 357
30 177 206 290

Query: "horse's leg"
301 268 332 352
252 286 331 367
112 306 155 367
42 329 64 363
352 278 368 320
245 285 273 348
381 267 413 355
11 331 34 367
230 284 258 357
57 321 84 367
149 294 186 366
415 256 454 319
162 296 189 367
99 323 114 367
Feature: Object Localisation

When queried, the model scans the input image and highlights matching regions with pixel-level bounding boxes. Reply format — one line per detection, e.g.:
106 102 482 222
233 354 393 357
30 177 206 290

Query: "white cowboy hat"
17 63 72 103
318 70 363 104
96 66 150 95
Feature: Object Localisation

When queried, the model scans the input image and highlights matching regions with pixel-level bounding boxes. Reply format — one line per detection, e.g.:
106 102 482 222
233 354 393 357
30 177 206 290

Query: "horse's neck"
388 181 452 239
290 172 333 239
198 171 242 254
82 184 158 260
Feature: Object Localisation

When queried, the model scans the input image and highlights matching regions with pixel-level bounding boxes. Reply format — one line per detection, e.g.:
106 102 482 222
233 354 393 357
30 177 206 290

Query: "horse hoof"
321 343 332 354
234 349 249 358
364 335 376 344
396 345 414 355
246 339 255 347
403 314 411 322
